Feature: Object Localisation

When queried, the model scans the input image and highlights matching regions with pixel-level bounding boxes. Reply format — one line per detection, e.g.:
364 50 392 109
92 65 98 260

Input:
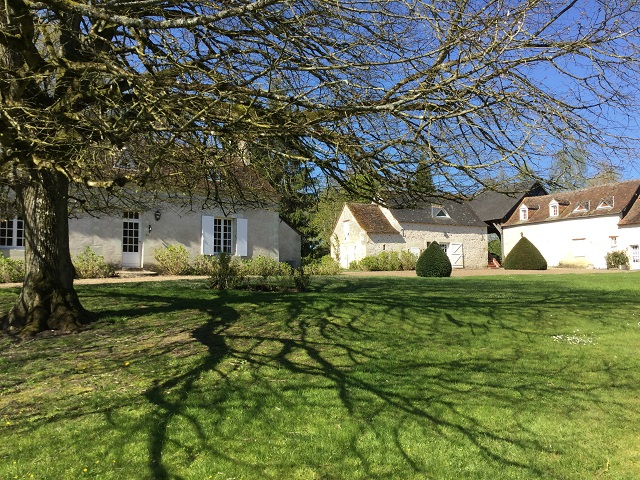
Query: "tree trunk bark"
1 169 91 336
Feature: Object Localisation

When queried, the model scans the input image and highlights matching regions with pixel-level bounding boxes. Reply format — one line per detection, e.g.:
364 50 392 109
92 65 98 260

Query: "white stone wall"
618 225 640 270
502 215 640 269
0 248 25 261
68 203 287 268
278 220 302 266
399 224 487 269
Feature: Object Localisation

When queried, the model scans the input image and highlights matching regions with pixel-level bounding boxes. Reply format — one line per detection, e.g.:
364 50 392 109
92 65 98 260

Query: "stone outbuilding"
331 201 487 269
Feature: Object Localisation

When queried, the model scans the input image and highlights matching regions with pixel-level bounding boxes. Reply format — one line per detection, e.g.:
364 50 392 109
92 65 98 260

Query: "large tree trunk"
1 169 90 336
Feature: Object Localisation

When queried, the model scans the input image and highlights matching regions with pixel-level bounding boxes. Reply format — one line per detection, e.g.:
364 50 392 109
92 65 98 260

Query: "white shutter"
448 243 464 268
236 218 248 256
202 215 214 255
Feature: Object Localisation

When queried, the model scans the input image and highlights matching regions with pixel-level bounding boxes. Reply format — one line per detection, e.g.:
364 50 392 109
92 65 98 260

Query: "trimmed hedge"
503 237 547 270
349 250 417 271
416 242 452 277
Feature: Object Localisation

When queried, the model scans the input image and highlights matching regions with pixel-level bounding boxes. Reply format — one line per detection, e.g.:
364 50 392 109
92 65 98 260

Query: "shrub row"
153 245 342 278
0 247 115 283
349 250 417 271
303 255 342 276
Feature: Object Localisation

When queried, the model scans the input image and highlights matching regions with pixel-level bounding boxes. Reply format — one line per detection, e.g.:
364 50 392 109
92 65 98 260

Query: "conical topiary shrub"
502 237 547 270
416 241 452 277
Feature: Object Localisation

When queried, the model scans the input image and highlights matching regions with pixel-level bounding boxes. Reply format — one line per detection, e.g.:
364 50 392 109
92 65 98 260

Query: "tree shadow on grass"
101 275 640 477
4 276 637 478
142 291 239 480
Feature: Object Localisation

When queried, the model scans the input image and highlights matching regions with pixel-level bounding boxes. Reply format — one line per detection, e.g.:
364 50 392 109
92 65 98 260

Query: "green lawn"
1 273 640 479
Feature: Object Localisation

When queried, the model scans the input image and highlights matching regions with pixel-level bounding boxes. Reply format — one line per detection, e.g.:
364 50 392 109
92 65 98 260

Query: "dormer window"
549 200 559 217
519 205 528 221
573 201 590 213
113 147 137 170
597 197 614 209
432 205 450 218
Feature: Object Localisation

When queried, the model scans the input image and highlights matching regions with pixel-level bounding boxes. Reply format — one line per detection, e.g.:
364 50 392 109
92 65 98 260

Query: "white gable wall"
502 214 631 269
331 205 377 268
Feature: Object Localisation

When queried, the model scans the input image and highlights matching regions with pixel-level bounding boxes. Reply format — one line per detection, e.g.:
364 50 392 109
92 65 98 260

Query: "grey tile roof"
468 182 547 223
389 199 486 228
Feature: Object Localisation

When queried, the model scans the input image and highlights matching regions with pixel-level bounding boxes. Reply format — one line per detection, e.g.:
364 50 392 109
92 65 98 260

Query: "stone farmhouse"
1 154 302 269
0 201 302 269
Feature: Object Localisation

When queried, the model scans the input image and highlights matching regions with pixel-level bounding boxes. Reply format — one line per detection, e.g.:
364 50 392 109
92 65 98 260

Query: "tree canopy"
2 0 640 334
3 1 640 200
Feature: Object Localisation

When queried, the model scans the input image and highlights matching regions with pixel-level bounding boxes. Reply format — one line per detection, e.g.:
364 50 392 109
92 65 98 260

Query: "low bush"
605 250 629 269
209 254 307 292
292 267 311 292
303 255 342 275
242 255 293 278
400 250 418 270
0 255 25 283
154 244 191 275
73 247 115 279
488 239 502 262
350 250 417 271
191 255 219 276
503 237 547 270
416 242 452 277
209 252 245 289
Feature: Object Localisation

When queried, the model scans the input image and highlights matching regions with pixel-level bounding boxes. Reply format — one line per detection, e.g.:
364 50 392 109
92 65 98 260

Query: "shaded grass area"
1 273 640 479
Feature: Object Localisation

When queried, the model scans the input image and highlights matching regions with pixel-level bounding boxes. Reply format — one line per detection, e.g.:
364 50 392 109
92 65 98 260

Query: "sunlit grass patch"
1 273 640 479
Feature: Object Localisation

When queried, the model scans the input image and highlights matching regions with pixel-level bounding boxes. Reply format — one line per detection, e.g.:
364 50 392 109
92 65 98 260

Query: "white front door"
448 243 464 269
122 211 142 268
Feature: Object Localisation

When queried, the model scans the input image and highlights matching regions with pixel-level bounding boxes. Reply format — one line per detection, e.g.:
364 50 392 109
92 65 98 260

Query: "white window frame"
0 218 25 248
213 218 233 254
343 220 350 241
549 201 559 217
610 236 618 248
203 216 246 256
631 245 640 263
519 205 528 221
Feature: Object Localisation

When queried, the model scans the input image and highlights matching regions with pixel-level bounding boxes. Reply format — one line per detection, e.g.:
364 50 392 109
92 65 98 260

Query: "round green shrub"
503 237 547 270
605 250 629 269
415 242 452 277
